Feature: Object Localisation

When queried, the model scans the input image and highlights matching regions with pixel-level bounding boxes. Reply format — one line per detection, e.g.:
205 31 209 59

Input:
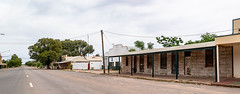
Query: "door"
140 55 144 72
134 56 137 73
172 53 178 74
88 63 90 70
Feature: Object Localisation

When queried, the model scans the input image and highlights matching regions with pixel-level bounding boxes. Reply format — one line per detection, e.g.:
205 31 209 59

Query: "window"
147 55 152 69
161 53 167 69
184 51 191 57
206 49 213 67
126 56 128 66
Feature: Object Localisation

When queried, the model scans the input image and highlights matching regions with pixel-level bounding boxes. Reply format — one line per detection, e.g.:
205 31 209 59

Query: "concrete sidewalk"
212 78 240 88
71 69 240 88
72 69 119 74
106 73 214 85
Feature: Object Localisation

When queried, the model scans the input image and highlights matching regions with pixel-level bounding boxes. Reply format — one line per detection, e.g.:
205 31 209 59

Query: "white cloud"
0 0 240 63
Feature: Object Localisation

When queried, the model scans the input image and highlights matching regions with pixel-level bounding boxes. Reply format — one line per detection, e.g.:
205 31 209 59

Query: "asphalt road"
0 66 240 94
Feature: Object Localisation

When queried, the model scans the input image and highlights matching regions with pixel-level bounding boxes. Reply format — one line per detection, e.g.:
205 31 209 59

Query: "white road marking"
29 82 33 87
26 75 29 77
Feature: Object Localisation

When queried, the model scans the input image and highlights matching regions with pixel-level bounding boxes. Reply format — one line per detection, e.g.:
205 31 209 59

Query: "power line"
104 28 234 38
176 29 234 37
103 33 114 46
0 42 34 45
69 31 100 39
104 31 156 38
0 31 100 45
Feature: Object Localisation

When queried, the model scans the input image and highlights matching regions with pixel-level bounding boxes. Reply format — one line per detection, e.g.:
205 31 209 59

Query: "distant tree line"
25 61 44 68
129 32 216 52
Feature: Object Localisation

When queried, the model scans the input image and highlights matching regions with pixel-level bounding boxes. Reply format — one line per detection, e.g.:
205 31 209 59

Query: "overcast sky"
0 0 240 63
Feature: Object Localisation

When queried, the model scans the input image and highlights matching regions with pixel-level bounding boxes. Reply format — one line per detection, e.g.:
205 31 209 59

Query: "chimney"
233 18 240 34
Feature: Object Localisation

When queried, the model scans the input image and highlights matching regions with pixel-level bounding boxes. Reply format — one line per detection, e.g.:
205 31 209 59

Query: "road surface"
0 66 239 94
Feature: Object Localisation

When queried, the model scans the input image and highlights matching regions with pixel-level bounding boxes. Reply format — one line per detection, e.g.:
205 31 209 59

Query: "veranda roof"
107 41 215 57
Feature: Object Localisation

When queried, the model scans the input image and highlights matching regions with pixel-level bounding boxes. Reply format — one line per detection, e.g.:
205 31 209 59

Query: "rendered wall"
215 34 240 45
72 63 88 70
233 44 240 78
90 62 102 70
233 19 240 34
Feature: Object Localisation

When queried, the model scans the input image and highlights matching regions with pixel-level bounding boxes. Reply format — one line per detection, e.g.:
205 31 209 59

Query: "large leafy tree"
7 54 22 68
185 33 217 45
156 36 183 47
28 38 62 69
61 39 94 56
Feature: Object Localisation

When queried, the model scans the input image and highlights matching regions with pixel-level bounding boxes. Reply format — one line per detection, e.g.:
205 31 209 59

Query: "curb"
103 73 211 85
211 83 240 88
74 71 240 88
101 73 240 88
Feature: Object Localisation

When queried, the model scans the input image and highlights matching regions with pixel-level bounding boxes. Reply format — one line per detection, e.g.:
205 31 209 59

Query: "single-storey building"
105 44 140 69
58 55 103 70
107 18 240 82
0 54 6 68
86 56 103 70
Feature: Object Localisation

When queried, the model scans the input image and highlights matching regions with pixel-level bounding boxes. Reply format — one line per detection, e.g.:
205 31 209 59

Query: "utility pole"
87 34 89 45
87 34 89 56
101 30 106 74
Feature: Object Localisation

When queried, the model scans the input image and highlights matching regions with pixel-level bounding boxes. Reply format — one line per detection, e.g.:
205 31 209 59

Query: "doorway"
140 55 144 72
134 56 137 73
172 53 178 74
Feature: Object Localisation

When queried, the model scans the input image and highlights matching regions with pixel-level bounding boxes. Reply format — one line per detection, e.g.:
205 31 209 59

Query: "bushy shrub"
69 64 73 70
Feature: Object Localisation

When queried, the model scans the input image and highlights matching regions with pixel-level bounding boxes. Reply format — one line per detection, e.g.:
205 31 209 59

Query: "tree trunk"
47 64 50 69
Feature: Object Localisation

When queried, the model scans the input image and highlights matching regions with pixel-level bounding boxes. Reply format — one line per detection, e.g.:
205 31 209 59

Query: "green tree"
2 59 8 64
128 48 136 52
95 54 100 57
61 39 94 56
134 40 145 50
28 38 62 69
156 36 183 47
185 33 217 45
7 54 22 68
147 42 154 49
25 61 33 66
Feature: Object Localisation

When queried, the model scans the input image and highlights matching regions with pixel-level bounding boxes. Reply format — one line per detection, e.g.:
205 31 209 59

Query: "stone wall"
184 50 215 77
121 48 232 77
219 46 233 77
